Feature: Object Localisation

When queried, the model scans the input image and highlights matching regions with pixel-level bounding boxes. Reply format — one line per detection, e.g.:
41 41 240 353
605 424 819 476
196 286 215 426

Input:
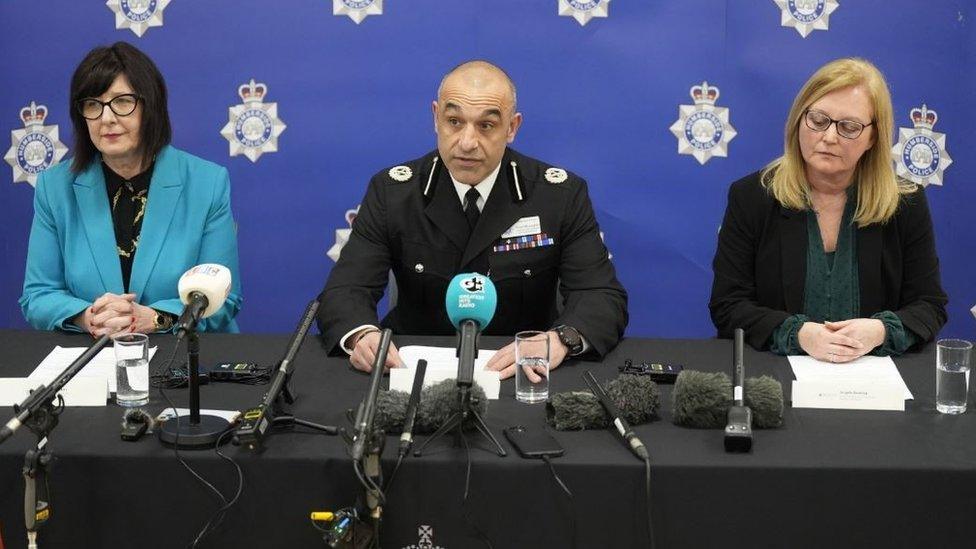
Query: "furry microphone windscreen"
372 379 490 434
745 375 784 428
671 370 732 428
671 371 785 428
415 379 488 433
546 374 661 431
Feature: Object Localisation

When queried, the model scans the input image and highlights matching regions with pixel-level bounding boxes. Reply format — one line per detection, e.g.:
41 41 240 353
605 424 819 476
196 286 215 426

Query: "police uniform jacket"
318 148 628 357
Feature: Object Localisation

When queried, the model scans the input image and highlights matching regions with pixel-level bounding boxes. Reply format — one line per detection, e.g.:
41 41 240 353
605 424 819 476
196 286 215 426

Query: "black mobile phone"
504 426 564 459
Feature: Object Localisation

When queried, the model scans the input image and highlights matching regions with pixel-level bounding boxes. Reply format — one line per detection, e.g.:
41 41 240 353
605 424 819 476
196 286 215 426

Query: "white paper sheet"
0 376 108 407
393 345 501 399
788 354 913 400
398 345 498 371
156 408 241 423
28 345 158 395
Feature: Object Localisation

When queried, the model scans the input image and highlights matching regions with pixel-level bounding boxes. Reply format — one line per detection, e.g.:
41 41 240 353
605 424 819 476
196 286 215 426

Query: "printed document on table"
398 345 498 370
788 354 913 400
392 346 501 399
28 345 158 394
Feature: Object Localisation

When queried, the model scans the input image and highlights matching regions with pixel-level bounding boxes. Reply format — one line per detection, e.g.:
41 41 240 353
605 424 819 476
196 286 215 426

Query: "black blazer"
709 170 947 350
318 148 628 357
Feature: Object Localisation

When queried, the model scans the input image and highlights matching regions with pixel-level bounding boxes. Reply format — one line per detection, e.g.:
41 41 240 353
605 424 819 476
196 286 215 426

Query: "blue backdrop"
1 0 973 339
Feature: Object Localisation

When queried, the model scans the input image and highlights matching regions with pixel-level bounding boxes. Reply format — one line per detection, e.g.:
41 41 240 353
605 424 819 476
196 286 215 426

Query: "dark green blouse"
770 197 917 355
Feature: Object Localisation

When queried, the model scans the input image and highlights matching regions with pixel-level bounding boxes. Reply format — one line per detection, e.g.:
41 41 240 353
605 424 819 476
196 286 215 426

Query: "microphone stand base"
157 414 232 449
413 407 507 457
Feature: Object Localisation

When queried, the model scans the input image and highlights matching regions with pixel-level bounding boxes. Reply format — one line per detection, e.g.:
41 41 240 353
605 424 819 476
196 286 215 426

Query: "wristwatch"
153 309 174 332
553 325 584 356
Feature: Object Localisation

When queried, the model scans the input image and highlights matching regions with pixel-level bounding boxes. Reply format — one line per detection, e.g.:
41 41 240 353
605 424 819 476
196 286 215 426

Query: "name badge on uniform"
501 216 542 239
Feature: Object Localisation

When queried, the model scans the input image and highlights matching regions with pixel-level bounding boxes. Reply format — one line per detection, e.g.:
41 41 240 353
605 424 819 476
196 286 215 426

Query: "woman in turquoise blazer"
20 42 241 335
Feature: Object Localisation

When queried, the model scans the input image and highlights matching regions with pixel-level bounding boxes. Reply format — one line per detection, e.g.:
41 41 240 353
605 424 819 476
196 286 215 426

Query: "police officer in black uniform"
318 61 627 380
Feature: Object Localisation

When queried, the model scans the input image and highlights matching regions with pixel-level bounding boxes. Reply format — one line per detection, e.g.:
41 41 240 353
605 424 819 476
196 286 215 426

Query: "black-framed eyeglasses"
804 109 873 140
76 94 141 120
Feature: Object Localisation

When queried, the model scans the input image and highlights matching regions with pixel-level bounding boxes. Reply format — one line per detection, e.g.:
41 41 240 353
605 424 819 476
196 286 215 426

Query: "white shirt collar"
450 161 501 212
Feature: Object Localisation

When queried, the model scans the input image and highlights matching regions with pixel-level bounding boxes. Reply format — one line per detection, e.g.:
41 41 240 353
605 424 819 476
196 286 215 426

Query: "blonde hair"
761 58 914 226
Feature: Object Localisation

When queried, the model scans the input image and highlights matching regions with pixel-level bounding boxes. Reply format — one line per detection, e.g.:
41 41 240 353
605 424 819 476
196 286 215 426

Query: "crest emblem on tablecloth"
334 0 383 24
891 104 952 187
773 0 838 38
403 524 446 549
4 102 68 186
106 0 171 37
220 79 287 163
327 206 360 262
558 0 610 26
669 81 737 165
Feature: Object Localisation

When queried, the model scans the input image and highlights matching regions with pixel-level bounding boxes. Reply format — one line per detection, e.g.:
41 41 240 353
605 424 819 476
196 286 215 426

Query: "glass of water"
936 339 972 414
515 331 550 403
114 333 150 407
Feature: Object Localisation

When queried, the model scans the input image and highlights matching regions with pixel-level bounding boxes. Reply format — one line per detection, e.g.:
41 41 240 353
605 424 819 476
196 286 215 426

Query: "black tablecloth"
0 330 973 549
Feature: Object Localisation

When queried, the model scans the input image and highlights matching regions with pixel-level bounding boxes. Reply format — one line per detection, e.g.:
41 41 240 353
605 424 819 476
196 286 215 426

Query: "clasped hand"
797 318 886 363
75 293 158 337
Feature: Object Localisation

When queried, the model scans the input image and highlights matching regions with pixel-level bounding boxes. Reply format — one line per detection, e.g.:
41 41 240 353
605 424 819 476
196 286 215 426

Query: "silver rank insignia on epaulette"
388 165 412 182
544 167 568 184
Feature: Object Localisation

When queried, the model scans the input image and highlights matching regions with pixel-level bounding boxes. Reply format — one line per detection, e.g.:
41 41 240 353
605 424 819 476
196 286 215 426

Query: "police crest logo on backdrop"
891 104 952 188
558 0 610 26
333 0 383 24
106 0 171 37
220 79 287 163
327 206 360 262
773 0 839 38
4 102 68 186
669 82 737 165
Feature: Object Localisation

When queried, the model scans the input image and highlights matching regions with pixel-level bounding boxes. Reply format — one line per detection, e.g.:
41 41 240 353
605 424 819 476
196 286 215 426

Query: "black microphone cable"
152 337 243 548
540 454 577 549
458 422 495 549
643 455 654 549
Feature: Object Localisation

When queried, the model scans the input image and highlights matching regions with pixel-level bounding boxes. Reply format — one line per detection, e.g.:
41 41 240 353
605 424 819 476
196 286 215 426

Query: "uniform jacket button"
523 268 532 277
415 263 424 273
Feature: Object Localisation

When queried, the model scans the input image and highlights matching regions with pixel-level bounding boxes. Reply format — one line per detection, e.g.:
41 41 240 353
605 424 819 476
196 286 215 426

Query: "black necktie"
464 187 481 229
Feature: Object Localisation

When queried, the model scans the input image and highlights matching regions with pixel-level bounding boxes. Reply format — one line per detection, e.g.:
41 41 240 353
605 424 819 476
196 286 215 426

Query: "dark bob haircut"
69 42 171 173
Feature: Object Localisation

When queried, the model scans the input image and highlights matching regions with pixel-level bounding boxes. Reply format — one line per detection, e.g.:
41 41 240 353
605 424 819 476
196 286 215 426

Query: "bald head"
437 60 517 113
432 60 523 185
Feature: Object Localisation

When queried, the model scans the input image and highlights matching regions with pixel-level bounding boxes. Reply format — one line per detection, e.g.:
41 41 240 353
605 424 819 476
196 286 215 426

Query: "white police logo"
669 81 737 165
220 79 287 163
558 0 610 26
327 206 360 262
334 0 383 24
891 104 952 187
403 524 446 549
544 167 567 184
389 165 412 182
4 102 68 186
106 0 171 37
773 0 839 38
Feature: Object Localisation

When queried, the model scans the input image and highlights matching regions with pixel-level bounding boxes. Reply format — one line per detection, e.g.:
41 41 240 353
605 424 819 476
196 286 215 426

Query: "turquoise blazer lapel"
129 146 185 300
73 163 123 293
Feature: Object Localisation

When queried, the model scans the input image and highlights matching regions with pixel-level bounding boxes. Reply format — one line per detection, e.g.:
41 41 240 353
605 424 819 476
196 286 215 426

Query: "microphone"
176 263 232 335
398 359 428 458
234 299 320 450
350 328 393 461
1 335 112 444
582 370 649 461
546 374 661 431
372 380 489 434
724 328 753 453
444 273 497 387
672 371 784 429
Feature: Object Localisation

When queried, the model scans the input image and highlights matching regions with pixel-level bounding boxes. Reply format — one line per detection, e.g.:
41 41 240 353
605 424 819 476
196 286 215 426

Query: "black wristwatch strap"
554 325 584 356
